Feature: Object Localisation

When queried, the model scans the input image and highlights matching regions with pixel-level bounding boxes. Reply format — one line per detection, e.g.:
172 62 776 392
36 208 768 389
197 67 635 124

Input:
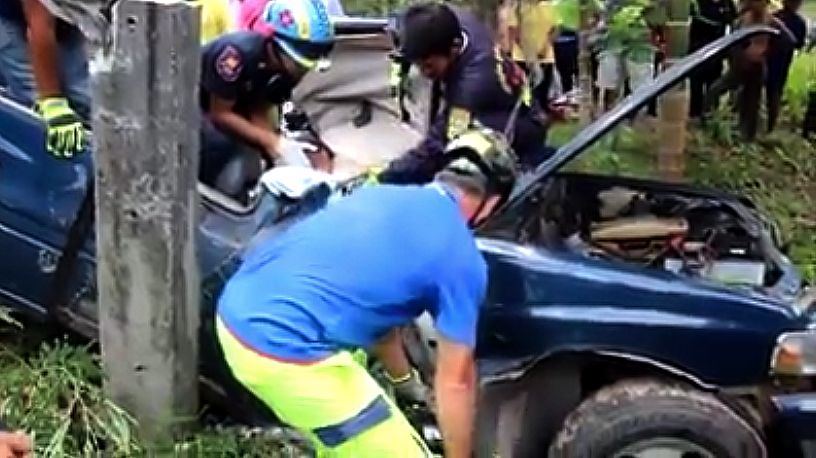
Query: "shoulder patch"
216 45 243 82
447 107 472 140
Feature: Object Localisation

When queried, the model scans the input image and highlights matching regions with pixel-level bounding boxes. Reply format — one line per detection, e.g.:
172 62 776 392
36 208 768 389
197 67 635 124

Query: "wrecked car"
0 18 814 457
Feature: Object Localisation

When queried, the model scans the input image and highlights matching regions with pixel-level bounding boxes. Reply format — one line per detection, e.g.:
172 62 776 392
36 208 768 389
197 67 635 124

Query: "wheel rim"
613 437 717 458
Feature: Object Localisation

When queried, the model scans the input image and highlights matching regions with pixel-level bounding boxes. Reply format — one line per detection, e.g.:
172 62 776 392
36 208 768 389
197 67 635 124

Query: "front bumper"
770 393 816 457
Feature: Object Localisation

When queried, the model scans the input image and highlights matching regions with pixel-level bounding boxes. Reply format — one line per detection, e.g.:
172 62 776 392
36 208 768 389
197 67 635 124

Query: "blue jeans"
0 17 91 121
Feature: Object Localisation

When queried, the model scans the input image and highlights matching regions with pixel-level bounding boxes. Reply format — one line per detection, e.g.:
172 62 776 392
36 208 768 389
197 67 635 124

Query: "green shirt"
554 0 601 30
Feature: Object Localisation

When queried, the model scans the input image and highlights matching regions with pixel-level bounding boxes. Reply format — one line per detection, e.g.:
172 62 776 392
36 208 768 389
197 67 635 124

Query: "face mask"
265 74 296 105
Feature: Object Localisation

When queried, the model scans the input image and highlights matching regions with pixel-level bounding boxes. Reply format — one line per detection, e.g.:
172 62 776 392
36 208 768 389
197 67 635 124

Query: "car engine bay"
517 174 796 296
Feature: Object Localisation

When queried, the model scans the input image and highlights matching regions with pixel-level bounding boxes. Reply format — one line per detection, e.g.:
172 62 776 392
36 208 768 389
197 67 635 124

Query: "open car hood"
488 25 780 223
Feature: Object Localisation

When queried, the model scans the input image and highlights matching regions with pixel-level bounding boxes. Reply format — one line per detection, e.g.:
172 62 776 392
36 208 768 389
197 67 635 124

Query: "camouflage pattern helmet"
441 127 519 202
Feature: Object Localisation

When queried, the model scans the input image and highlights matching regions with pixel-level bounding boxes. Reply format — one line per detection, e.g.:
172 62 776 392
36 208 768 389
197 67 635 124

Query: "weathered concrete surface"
91 0 201 442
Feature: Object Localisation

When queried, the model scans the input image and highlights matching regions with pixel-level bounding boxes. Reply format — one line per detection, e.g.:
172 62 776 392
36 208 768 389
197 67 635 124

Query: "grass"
802 0 816 18
0 313 309 457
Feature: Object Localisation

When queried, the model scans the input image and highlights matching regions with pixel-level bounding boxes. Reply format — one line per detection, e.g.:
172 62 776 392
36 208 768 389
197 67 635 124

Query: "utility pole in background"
92 0 201 443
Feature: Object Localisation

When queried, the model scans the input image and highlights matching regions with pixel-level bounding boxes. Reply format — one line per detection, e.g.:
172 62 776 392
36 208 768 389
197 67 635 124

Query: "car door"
0 97 93 318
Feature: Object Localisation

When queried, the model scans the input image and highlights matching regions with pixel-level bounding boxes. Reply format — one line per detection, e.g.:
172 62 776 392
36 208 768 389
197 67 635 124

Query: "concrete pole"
92 0 201 442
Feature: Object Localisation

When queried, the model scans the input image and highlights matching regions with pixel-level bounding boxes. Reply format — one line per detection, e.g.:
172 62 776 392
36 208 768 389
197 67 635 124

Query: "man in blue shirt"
379 2 548 185
216 127 518 458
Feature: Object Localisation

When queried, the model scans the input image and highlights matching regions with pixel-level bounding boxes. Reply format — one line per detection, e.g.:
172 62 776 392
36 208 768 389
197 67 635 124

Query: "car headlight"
771 331 816 376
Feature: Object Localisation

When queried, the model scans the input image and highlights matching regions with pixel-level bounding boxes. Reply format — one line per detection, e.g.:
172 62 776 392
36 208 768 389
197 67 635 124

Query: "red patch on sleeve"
216 45 243 82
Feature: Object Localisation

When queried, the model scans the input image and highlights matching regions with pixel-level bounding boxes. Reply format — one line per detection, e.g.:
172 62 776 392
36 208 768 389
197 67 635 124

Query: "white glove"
276 137 316 168
387 369 433 408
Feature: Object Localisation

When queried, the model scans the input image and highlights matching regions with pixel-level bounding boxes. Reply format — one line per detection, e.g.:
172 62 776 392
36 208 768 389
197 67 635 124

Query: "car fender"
475 238 809 387
477 347 714 389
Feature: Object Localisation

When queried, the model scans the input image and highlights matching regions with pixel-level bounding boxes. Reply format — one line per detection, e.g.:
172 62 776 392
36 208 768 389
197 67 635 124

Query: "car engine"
521 179 788 292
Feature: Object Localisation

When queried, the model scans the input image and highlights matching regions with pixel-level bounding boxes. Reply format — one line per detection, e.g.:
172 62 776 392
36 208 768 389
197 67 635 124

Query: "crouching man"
216 128 518 458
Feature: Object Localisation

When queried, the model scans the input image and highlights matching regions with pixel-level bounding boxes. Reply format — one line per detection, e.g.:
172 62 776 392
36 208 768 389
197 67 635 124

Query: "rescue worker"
379 2 548 184
216 127 518 458
687 0 738 118
199 0 333 198
0 0 90 158
765 0 806 132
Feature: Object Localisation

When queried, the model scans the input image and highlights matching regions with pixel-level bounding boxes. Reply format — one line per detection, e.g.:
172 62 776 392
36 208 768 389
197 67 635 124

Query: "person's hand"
0 431 32 458
364 166 383 185
306 146 333 172
387 369 433 408
35 97 85 158
273 137 316 168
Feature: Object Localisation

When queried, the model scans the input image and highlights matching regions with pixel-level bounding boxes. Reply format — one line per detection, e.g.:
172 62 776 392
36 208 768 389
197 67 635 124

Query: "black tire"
548 379 766 458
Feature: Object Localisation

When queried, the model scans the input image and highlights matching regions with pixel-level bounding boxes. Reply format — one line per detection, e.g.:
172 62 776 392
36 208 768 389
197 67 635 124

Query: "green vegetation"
802 0 816 18
0 314 308 457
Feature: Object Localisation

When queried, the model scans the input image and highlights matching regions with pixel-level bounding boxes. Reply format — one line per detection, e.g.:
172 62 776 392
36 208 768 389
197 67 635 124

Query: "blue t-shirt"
217 183 488 361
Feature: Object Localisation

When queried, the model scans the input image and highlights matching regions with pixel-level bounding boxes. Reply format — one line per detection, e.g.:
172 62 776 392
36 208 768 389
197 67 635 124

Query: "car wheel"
548 379 766 458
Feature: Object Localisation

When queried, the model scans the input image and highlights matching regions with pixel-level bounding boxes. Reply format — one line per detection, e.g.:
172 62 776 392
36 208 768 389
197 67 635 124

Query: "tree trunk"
657 0 690 181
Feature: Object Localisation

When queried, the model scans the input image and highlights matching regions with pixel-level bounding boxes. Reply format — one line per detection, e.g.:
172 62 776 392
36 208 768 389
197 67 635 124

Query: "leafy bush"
782 52 815 127
0 313 309 457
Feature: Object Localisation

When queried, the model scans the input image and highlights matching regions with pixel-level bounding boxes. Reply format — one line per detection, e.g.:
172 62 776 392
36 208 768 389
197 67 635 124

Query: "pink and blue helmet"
262 0 335 71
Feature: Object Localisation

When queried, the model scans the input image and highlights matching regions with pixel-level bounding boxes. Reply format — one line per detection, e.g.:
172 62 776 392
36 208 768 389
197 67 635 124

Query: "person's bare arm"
208 94 279 158
249 105 274 130
434 335 477 458
373 328 413 379
548 25 558 45
22 0 63 99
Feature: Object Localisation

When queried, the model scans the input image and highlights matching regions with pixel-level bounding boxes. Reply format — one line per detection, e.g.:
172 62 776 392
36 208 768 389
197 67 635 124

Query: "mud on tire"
548 379 766 458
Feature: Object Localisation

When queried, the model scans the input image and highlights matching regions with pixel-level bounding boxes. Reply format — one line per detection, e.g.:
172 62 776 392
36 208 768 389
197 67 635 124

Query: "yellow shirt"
195 0 234 44
508 1 558 64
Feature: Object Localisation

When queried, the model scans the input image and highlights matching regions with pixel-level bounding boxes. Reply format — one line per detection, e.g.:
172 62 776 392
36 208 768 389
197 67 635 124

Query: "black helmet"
394 3 462 61
440 127 519 206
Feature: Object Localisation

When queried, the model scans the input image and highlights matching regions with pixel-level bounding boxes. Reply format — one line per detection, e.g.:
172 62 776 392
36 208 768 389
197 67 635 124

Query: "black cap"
397 3 462 60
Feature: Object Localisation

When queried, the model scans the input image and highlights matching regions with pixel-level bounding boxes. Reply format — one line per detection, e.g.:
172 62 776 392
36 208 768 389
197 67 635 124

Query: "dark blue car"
0 21 813 457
